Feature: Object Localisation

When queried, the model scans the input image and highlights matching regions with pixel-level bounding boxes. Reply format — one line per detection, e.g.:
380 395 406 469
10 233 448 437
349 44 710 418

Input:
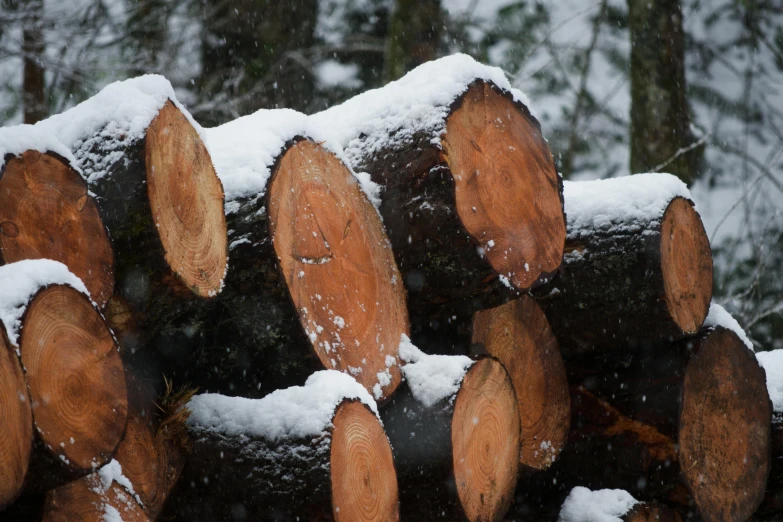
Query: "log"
383 348 520 522
41 462 149 522
0 150 114 307
534 174 713 355
471 295 570 472
312 55 566 322
112 373 189 519
511 326 770 522
146 113 408 402
162 371 399 522
0 260 127 490
0 324 32 510
37 77 228 352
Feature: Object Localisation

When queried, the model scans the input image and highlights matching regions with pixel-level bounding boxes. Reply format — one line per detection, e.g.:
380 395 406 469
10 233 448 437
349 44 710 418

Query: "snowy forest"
0 0 782 521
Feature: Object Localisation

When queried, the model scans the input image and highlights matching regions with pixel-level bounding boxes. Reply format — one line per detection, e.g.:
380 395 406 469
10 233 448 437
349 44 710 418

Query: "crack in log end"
269 140 408 402
145 100 228 299
443 82 565 292
0 152 114 307
660 197 712 335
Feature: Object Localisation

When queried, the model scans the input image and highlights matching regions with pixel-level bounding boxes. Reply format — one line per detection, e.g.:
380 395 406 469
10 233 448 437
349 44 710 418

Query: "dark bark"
628 0 701 184
533 197 712 356
22 0 45 124
384 0 442 82
754 415 783 521
382 384 461 521
142 188 322 398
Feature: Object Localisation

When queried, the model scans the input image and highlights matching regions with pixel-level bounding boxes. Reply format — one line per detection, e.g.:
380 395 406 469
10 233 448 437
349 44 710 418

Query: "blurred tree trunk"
127 0 168 76
384 0 442 81
197 0 318 124
628 0 701 184
22 0 45 123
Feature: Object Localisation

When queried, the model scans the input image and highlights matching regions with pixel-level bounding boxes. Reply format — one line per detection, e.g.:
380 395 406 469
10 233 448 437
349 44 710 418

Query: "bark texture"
163 400 398 522
384 0 442 81
628 0 700 183
535 197 712 355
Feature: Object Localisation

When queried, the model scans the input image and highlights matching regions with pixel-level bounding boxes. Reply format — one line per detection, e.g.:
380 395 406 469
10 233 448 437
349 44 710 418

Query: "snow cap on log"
564 173 691 237
0 259 89 345
398 335 473 407
204 108 380 207
704 302 754 351
0 125 78 172
187 370 378 440
757 350 783 413
558 487 638 522
311 53 533 164
35 75 203 184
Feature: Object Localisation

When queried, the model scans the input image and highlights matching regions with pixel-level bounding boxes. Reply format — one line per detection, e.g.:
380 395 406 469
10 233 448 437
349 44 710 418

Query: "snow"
756 350 783 413
0 260 90 346
558 487 639 522
311 54 533 169
35 75 203 184
96 460 138 502
315 60 362 89
187 370 378 441
202 108 382 208
564 173 692 237
0 124 79 172
398 334 473 408
704 302 754 351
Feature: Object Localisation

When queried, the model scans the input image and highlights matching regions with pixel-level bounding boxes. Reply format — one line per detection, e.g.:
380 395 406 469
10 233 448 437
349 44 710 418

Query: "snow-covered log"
0 260 127 491
557 487 681 522
0 127 114 308
312 54 566 324
382 342 519 522
534 174 713 355
146 110 408 402
35 76 228 350
162 371 399 522
515 319 770 522
41 460 149 522
471 295 570 473
112 373 188 520
756 349 783 517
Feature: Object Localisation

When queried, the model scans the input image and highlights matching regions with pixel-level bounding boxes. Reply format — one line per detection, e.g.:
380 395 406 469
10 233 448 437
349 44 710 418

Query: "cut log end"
330 400 399 522
20 285 127 472
0 327 32 509
145 100 228 298
42 476 149 522
0 151 114 307
660 197 712 334
269 139 408 401
472 296 570 471
452 358 520 522
443 82 565 290
679 327 771 522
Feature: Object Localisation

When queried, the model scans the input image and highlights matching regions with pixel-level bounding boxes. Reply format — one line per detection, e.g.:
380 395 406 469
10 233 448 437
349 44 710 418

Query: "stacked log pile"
0 54 777 522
